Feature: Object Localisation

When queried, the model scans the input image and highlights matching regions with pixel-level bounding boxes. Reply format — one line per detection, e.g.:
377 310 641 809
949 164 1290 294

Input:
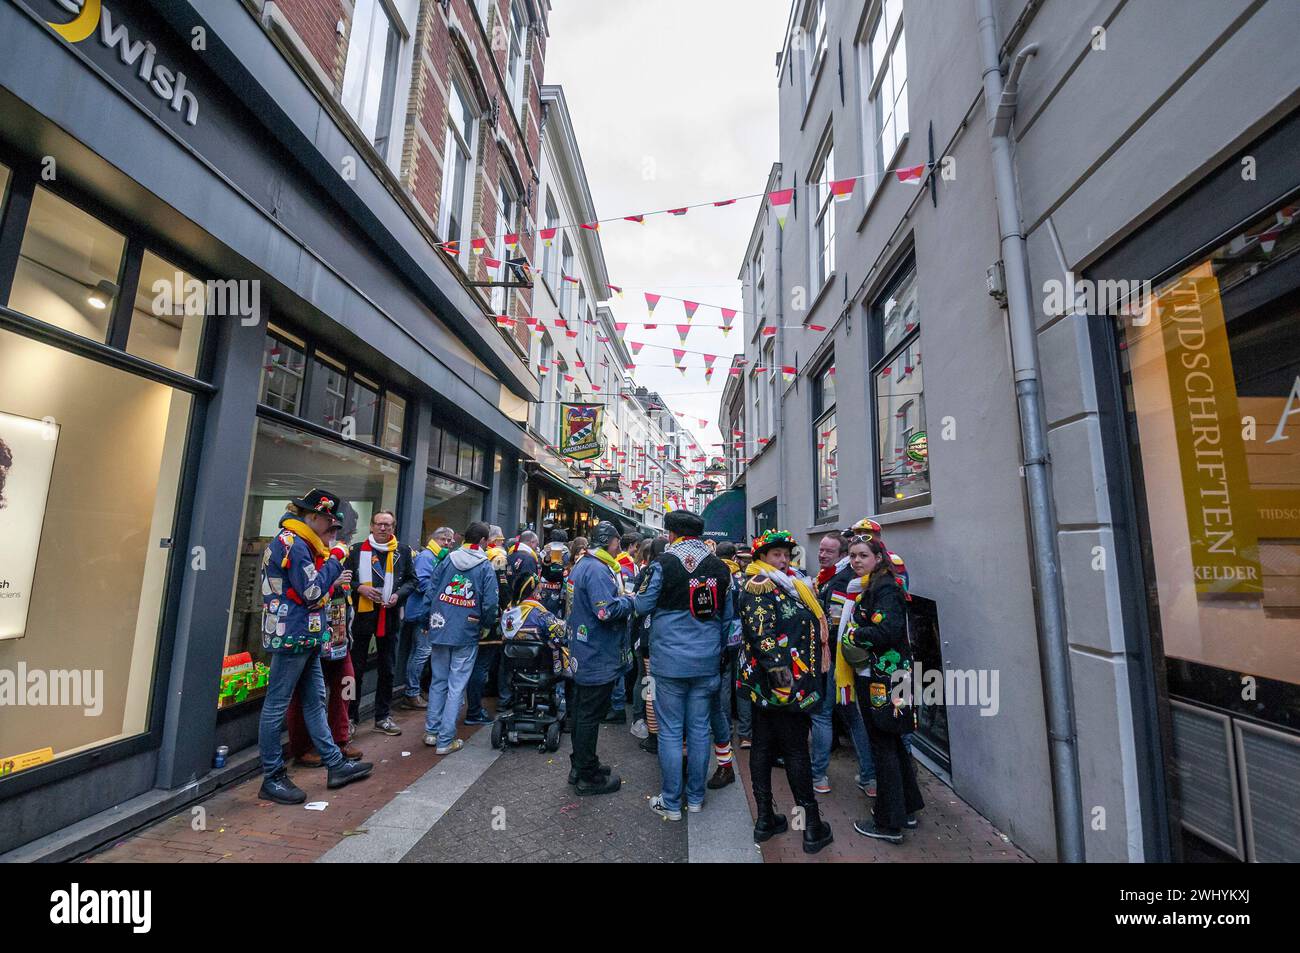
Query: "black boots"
568 761 612 785
752 794 789 843
800 800 833 854
707 763 736 789
258 770 306 804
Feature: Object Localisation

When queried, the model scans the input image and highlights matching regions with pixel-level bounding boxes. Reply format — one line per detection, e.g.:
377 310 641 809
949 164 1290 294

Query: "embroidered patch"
439 573 477 608
871 610 884 624
308 613 322 633
869 681 888 708
428 612 446 630
576 624 589 643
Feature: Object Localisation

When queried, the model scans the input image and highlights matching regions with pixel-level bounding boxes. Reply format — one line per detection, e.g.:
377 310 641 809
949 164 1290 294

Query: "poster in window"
0 411 59 641
559 403 603 461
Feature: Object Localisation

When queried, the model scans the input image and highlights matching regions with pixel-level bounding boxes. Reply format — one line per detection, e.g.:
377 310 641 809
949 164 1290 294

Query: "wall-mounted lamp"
87 279 118 311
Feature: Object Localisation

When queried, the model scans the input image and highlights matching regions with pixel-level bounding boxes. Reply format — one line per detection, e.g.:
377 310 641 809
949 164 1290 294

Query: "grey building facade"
729 0 1300 862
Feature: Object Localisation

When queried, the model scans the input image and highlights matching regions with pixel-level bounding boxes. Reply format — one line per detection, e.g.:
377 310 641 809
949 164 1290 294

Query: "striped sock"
714 742 733 767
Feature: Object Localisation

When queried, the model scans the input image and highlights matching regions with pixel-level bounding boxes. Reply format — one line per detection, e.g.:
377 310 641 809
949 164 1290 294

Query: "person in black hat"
565 520 632 795
257 488 373 804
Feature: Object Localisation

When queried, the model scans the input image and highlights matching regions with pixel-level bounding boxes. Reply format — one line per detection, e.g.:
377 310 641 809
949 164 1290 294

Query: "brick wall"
272 0 550 356
274 0 346 88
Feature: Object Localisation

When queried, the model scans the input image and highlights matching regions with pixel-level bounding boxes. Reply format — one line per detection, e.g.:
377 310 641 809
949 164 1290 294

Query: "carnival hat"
847 517 883 538
292 487 342 518
751 528 797 558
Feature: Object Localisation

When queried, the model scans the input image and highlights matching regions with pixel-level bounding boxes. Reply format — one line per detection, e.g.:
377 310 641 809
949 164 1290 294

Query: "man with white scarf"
345 510 416 736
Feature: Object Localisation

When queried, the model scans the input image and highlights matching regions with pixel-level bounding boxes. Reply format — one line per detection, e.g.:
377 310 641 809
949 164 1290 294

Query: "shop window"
346 373 380 444
813 359 838 524
440 429 460 474
260 330 306 414
0 164 10 211
0 328 192 765
225 417 400 704
871 261 928 511
381 392 406 453
507 0 527 117
423 473 485 542
126 251 207 376
310 353 348 431
8 186 126 343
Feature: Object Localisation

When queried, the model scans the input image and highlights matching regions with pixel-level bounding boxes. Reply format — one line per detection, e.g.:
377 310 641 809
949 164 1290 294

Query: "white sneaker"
813 776 831 794
435 738 465 756
686 801 704 814
423 733 439 747
630 718 649 739
650 795 682 821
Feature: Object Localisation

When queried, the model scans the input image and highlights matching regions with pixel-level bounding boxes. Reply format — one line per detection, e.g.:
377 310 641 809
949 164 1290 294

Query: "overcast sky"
545 0 790 460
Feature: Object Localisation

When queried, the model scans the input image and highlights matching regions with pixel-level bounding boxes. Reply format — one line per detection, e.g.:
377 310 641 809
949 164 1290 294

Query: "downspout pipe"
775 202 788 531
975 0 1087 863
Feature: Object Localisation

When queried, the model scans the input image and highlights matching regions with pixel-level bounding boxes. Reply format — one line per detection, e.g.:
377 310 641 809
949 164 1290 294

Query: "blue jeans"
610 663 627 712
425 643 478 746
404 620 432 698
259 651 343 778
811 671 875 783
466 643 512 715
710 658 732 745
654 673 718 812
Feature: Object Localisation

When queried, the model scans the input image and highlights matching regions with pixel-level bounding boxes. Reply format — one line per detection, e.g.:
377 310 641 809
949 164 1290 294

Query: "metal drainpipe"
976 0 1086 862
775 209 788 530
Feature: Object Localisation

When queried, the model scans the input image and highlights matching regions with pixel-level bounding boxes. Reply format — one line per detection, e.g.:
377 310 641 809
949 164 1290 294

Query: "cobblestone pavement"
83 698 1030 864
734 738 1032 863
85 702 485 863
400 717 689 863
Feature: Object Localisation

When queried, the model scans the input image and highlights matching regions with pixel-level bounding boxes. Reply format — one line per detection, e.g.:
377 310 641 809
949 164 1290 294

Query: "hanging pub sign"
559 403 604 461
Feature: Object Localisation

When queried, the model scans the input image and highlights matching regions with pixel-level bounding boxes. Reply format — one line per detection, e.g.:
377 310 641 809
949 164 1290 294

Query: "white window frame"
861 0 909 176
492 176 519 315
439 75 478 266
541 192 559 292
560 239 575 317
810 134 835 290
507 0 528 118
801 0 828 103
341 0 416 169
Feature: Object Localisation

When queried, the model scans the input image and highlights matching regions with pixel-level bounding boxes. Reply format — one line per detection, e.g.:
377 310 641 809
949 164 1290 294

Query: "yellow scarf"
744 558 830 672
830 574 873 705
281 518 328 558
357 534 398 614
592 546 623 578
722 558 741 575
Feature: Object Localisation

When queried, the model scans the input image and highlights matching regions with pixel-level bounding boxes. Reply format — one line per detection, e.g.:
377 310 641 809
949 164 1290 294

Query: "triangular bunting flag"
580 221 600 231
782 365 797 384
608 284 623 297
624 214 645 224
768 188 794 229
645 292 660 316
483 257 502 269
676 325 691 344
830 178 856 201
471 238 487 254
896 164 926 184
761 326 776 337
683 301 699 320
615 322 628 332
504 233 519 251
540 227 557 246
668 207 688 216
713 199 737 207
630 341 645 355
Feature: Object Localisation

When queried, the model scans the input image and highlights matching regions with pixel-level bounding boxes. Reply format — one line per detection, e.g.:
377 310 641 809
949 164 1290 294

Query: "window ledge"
806 272 836 321
807 519 841 534
872 503 934 526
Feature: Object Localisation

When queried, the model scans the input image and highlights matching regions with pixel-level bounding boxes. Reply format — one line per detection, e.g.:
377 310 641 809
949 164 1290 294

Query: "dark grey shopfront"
0 0 532 855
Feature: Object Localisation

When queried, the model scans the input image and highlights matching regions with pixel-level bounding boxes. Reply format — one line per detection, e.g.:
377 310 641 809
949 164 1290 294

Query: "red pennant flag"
525 316 538 327
566 330 578 338
540 227 557 245
563 374 575 382
538 364 550 375
808 324 827 332
713 199 737 207
607 284 623 296
644 323 657 330
683 301 699 320
768 187 794 229
645 292 660 315
672 348 686 364
504 233 520 250
624 214 645 224
729 367 741 376
574 360 585 369
830 178 856 200
483 257 502 268
562 274 580 284
630 341 645 355
703 354 717 369
761 326 776 337
440 241 459 255
598 335 610 343
495 315 514 326
828 365 836 376
471 238 487 254
580 221 600 230
676 325 691 344
554 319 567 328
782 365 797 384
704 368 715 382
895 163 926 184
668 207 688 216
615 322 627 332
624 362 636 371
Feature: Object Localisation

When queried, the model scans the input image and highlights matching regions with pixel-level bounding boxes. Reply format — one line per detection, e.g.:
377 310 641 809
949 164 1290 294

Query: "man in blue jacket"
257 488 373 804
568 521 633 796
626 510 735 820
396 525 454 709
421 521 499 755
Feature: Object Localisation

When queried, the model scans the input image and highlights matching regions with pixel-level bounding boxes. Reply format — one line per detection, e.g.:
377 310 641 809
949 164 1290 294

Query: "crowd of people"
255 486 924 853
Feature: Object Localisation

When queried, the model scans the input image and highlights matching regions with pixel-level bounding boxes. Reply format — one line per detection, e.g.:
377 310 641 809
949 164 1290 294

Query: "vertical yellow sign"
1156 262 1262 594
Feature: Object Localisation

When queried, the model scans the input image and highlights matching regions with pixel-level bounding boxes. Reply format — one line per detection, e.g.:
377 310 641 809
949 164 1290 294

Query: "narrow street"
85 702 1027 864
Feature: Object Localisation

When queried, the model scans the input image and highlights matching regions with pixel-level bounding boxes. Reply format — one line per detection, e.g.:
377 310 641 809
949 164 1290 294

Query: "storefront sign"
1156 263 1262 594
0 412 59 640
559 403 603 461
37 1 200 125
